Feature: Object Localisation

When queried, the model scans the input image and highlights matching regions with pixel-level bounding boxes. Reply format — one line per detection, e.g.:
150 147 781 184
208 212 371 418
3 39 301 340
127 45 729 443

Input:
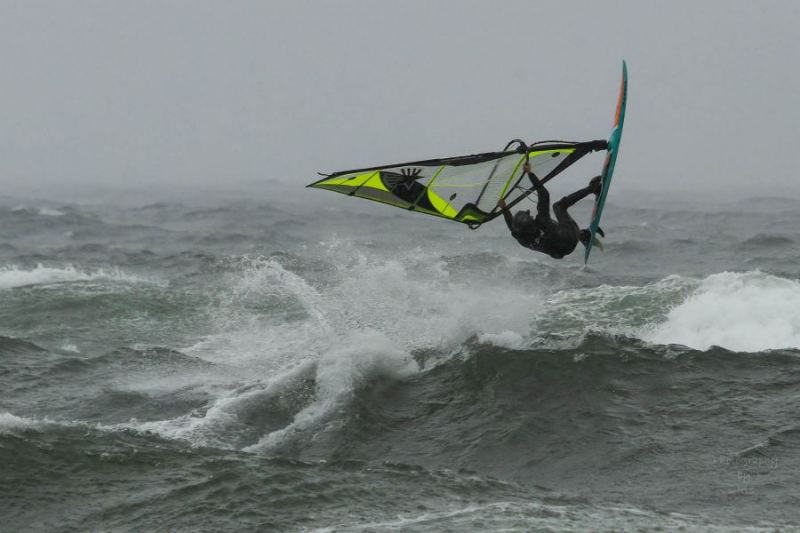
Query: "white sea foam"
525 270 800 353
8 205 64 216
643 271 800 352
38 207 65 217
187 246 538 366
0 412 37 432
172 243 540 452
122 329 416 452
317 240 540 352
0 264 151 290
120 360 318 448
0 411 157 438
0 412 91 434
245 329 417 453
533 275 690 340
184 257 331 368
312 499 744 532
164 252 800 454
477 330 527 349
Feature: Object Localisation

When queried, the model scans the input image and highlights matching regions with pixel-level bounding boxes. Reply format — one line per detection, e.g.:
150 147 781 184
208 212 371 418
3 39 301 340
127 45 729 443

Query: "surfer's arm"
523 163 550 219
497 199 514 231
534 183 550 219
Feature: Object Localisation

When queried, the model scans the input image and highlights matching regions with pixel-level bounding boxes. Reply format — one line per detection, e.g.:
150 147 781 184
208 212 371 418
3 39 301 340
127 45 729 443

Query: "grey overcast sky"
1 0 799 199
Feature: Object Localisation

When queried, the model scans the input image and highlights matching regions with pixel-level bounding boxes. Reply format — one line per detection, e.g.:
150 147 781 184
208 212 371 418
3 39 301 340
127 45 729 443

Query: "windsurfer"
498 162 603 259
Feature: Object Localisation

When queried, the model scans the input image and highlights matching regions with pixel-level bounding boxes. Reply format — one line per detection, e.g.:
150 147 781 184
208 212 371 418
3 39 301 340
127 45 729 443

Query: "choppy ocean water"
2 185 800 531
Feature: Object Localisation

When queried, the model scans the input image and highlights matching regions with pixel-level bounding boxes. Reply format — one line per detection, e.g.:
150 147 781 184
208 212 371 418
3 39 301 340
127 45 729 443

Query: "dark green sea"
2 184 800 531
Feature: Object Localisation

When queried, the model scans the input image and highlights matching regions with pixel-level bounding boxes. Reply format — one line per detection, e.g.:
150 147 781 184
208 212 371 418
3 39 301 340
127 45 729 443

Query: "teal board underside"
584 61 627 265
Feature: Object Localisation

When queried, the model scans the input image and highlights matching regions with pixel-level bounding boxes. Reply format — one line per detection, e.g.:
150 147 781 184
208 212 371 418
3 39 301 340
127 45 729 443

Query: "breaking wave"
643 271 800 352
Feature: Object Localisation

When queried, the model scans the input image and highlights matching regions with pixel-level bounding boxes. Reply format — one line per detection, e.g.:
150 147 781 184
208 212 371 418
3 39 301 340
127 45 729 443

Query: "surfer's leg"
555 176 602 212
553 191 588 225
553 180 597 228
552 202 576 226
553 208 580 249
553 176 604 245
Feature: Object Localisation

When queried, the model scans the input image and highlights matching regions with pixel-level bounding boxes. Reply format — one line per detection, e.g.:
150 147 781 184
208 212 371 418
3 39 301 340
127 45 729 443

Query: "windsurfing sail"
308 140 607 228
584 60 628 264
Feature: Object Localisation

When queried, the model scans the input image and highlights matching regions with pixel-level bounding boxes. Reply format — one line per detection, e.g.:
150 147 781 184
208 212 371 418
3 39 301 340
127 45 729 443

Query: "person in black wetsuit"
498 162 603 259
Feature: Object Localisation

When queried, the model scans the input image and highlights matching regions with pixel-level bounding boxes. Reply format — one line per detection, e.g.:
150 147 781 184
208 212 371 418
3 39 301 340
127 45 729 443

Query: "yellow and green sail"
308 141 606 227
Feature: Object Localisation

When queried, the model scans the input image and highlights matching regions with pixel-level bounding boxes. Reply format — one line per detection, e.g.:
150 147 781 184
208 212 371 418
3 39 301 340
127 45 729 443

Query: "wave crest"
0 264 152 290
643 271 800 351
